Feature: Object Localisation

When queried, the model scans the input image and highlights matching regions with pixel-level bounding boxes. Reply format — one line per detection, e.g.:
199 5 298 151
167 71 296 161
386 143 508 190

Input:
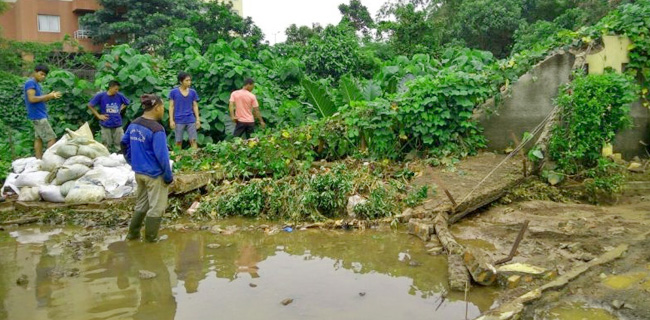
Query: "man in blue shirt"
121 94 173 243
88 80 131 153
24 65 63 159
169 72 201 149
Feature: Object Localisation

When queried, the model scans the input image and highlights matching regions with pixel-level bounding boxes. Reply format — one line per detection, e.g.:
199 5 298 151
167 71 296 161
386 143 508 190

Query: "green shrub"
549 72 638 174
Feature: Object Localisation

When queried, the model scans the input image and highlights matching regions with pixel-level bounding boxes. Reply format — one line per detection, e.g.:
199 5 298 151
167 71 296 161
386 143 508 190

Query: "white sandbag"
12 157 41 174
65 122 93 140
24 159 43 173
18 187 41 201
77 143 109 159
55 164 90 185
65 184 105 203
42 133 68 160
56 144 79 158
39 185 65 203
42 153 65 172
94 156 122 167
63 155 94 167
79 165 132 198
60 180 76 197
68 136 93 145
15 171 50 188
111 153 127 164
2 173 20 195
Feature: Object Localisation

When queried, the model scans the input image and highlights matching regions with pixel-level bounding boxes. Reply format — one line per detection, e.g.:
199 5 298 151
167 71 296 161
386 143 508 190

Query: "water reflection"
0 226 498 320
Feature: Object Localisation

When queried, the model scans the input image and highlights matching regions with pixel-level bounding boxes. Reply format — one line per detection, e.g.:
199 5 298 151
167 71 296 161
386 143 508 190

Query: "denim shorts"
175 123 198 142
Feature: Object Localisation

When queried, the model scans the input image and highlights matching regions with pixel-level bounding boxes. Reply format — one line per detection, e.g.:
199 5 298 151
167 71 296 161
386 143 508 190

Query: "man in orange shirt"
228 78 266 139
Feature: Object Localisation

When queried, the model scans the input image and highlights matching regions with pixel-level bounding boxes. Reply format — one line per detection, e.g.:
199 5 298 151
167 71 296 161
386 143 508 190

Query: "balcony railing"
74 29 90 39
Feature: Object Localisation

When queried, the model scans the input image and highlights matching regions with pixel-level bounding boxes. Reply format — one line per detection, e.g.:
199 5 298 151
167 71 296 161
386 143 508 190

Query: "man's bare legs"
35 138 56 159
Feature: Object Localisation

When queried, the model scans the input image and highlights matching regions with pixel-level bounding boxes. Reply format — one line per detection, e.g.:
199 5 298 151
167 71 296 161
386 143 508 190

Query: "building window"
38 15 61 33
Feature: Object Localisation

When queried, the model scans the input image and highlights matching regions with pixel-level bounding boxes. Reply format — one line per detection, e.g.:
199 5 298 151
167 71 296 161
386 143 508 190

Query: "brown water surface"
0 225 497 320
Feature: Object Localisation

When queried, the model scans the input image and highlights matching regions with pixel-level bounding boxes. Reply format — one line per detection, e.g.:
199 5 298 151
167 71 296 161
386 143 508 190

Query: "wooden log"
408 218 435 242
169 173 212 195
433 211 464 255
463 247 498 286
448 253 471 292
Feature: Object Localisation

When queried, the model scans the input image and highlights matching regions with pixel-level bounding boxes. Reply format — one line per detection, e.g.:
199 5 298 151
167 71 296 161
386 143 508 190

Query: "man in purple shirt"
169 72 201 149
88 80 130 153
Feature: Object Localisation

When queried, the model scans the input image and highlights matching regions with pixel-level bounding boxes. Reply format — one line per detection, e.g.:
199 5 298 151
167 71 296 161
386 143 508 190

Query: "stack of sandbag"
2 123 137 204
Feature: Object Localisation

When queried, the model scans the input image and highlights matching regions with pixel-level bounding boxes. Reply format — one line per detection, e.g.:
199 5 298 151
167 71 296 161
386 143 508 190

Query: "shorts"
32 118 56 142
233 122 255 139
100 126 124 152
175 123 198 143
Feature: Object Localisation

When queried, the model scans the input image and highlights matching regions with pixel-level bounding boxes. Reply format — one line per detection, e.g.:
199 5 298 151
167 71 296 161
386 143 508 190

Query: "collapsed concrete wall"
615 101 649 159
475 52 575 152
475 49 649 158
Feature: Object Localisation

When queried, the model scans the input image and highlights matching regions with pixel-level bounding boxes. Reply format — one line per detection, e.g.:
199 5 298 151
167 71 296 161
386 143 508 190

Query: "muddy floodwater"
0 224 497 320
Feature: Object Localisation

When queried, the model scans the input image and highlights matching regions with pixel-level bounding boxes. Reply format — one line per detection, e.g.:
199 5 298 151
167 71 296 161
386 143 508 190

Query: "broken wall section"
475 40 649 159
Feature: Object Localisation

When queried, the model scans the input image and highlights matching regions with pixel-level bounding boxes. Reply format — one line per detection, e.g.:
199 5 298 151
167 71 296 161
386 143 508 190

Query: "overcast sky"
243 0 388 44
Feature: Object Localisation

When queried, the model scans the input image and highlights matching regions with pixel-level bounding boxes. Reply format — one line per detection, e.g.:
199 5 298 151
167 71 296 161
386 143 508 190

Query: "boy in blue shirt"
169 72 201 149
121 94 173 242
24 65 63 159
88 80 130 153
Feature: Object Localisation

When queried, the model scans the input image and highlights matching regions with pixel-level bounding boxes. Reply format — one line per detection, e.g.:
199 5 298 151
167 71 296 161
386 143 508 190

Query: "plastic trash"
1 173 20 195
283 227 293 232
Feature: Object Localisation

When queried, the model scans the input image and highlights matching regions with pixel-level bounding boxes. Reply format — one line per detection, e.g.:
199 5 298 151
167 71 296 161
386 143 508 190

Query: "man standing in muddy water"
121 94 173 242
24 65 63 159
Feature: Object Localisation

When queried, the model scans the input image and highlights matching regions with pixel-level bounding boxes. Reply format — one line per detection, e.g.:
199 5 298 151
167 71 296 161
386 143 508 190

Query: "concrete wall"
476 48 649 159
614 101 650 159
476 52 576 152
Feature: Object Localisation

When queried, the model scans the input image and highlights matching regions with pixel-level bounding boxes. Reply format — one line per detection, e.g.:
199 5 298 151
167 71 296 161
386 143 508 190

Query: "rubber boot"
144 217 162 243
126 211 146 240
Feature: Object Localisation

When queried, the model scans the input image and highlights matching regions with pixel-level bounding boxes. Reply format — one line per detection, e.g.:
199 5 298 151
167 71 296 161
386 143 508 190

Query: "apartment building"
217 0 243 17
0 0 244 53
0 0 102 52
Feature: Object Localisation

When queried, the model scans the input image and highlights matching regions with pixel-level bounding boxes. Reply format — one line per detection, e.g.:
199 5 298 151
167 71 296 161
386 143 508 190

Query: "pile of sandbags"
2 123 137 204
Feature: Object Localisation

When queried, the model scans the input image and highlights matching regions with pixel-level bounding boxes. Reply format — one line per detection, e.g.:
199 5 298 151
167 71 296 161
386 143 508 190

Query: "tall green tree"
81 0 200 52
377 3 439 56
338 0 374 36
304 24 377 80
285 23 323 45
188 1 264 50
451 0 524 57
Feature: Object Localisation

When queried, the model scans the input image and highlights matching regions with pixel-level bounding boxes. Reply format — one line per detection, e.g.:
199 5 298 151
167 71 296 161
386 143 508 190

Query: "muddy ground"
1 152 649 319
435 183 649 320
